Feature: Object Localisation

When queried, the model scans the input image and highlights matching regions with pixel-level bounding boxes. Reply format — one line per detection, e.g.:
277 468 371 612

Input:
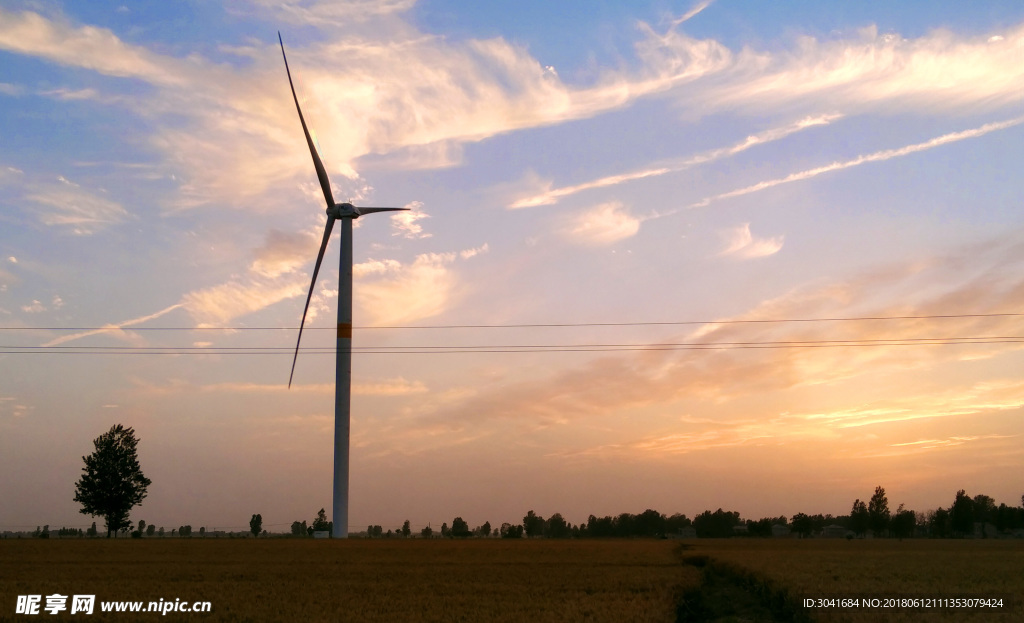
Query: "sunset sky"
2 0 1023 535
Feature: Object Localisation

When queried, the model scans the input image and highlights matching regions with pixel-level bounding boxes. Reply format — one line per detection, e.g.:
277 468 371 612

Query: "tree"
401 520 411 538
850 499 869 537
312 508 330 532
523 510 545 537
250 514 263 538
546 513 570 538
927 508 950 538
440 522 450 538
87 522 97 538
867 486 890 537
972 494 995 536
500 523 523 538
138 520 146 537
451 517 471 538
73 424 152 538
420 524 433 538
951 490 974 537
790 513 813 538
146 524 156 537
891 504 916 540
635 509 666 537
693 509 741 538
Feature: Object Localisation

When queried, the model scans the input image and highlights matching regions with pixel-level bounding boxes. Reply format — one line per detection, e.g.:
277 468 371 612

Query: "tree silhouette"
250 514 263 538
867 487 890 537
972 494 995 536
927 508 950 538
546 513 570 538
451 517 471 538
693 509 741 538
73 424 151 538
850 499 868 537
500 523 523 538
790 513 813 538
951 490 974 536
312 508 330 532
891 504 916 540
523 510 545 537
401 520 411 538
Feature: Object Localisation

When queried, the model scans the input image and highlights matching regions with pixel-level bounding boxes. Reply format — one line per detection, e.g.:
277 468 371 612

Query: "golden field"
2 538 1022 621
0 538 696 622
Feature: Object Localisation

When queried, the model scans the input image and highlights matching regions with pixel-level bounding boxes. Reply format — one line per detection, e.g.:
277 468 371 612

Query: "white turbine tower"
280 34 407 538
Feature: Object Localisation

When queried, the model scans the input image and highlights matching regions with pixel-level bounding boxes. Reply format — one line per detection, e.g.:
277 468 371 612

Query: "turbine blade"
357 207 410 214
289 215 336 388
279 32 335 208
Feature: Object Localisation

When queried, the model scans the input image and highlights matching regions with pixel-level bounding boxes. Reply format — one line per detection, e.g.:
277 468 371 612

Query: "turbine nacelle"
330 202 360 219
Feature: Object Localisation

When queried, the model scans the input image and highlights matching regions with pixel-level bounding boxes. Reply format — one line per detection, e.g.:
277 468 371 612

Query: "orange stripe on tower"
337 323 352 339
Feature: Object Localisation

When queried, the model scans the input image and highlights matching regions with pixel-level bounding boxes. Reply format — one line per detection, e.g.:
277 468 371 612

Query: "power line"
1 311 1023 332
3 335 1024 355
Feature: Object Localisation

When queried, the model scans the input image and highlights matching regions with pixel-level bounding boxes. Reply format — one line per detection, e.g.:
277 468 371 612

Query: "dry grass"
685 538 1024 622
0 538 697 622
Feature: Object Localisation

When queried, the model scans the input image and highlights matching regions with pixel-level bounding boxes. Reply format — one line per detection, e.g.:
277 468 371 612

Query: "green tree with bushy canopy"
73 424 151 538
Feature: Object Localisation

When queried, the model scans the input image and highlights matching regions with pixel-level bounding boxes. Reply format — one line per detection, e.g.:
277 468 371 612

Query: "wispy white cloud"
509 114 841 208
711 23 1024 114
390 201 431 239
250 229 318 278
354 258 402 278
25 175 130 234
239 0 417 26
669 0 716 28
689 115 1024 208
42 303 183 347
719 223 783 259
459 243 489 260
559 201 642 246
0 9 186 86
182 279 306 327
356 245 488 325
0 82 25 96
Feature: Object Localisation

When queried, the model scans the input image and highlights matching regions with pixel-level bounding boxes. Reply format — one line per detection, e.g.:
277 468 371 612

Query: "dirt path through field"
674 546 811 622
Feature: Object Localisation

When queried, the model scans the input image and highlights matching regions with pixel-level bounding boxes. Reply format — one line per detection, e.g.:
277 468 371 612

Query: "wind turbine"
280 33 407 538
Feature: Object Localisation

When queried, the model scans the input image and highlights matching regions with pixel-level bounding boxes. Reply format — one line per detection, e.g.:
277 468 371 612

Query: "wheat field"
0 538 696 621
3 537 1022 621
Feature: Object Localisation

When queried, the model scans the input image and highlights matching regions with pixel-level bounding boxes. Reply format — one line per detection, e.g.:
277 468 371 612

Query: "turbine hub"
328 202 359 219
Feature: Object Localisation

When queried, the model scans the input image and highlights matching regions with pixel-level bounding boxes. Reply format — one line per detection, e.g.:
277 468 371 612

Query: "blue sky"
2 0 1024 534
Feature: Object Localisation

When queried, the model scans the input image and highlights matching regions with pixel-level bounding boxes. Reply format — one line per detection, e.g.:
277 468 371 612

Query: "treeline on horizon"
13 486 1024 540
304 486 1024 540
